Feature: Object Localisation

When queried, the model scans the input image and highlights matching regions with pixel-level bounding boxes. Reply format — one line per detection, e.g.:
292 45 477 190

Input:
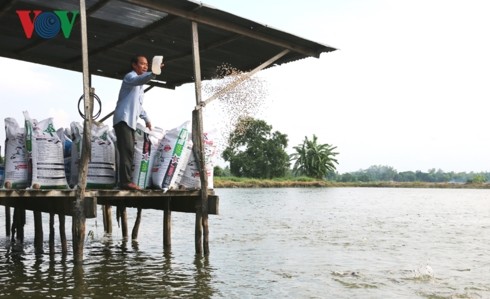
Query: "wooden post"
103 205 112 234
20 209 25 243
118 206 128 240
191 21 210 255
102 205 107 232
72 0 92 264
49 213 55 256
73 85 92 262
163 199 171 249
192 110 209 255
131 208 142 240
34 211 43 254
12 208 25 243
73 140 89 263
5 206 10 237
10 208 16 242
59 214 67 255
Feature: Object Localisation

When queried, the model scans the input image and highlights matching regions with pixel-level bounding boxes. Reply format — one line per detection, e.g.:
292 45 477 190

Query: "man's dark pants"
114 121 135 186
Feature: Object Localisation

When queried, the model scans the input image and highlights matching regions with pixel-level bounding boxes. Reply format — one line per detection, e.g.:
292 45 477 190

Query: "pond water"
0 187 489 298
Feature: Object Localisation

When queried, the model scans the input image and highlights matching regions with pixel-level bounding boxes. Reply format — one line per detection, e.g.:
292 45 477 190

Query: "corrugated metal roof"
0 0 336 89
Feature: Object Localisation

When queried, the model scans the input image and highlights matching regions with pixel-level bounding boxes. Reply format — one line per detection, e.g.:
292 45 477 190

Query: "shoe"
121 182 142 191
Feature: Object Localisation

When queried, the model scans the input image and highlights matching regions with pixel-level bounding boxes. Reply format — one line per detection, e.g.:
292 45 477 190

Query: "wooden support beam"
34 211 43 254
0 197 97 218
0 191 217 215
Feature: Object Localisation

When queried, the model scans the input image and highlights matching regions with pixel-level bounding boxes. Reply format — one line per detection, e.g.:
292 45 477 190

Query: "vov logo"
16 10 79 39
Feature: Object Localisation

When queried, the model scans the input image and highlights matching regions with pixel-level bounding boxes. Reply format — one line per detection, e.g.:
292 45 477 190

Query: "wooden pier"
0 189 219 254
0 189 219 217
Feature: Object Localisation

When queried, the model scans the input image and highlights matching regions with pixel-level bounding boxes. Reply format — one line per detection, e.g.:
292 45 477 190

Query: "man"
113 55 163 190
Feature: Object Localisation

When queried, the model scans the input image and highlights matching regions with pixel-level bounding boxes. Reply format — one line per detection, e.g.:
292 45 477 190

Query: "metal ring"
78 93 102 120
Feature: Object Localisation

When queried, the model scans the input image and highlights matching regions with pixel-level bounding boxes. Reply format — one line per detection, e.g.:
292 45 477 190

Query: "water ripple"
0 188 489 298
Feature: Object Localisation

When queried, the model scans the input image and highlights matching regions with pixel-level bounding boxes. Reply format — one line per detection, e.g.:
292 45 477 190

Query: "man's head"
131 55 148 75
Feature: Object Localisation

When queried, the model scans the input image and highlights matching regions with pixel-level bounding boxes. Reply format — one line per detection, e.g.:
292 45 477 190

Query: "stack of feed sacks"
23 111 69 189
3 118 29 189
177 130 217 190
131 123 165 189
151 121 192 192
70 122 116 189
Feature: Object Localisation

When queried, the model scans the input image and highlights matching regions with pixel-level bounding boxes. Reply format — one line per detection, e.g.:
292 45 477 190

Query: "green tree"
365 165 397 181
290 134 339 179
467 173 487 184
222 117 290 178
395 171 416 182
213 165 231 177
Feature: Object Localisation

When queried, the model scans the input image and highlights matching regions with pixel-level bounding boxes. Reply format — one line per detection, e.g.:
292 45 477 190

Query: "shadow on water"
0 233 218 298
192 254 215 299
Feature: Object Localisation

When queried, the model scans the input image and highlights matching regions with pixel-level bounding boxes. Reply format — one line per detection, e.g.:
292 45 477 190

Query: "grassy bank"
213 177 490 189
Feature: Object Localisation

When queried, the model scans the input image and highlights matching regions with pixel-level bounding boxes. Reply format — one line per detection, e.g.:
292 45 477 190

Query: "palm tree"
290 135 339 179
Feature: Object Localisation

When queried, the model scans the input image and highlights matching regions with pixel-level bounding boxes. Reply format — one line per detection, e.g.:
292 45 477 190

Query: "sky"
2 0 490 174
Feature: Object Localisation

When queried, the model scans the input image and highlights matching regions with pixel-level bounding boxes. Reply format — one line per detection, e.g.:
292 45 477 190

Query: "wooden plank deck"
0 189 219 218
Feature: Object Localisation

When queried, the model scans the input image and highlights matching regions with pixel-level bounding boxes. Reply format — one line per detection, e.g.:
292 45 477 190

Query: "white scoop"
151 55 163 75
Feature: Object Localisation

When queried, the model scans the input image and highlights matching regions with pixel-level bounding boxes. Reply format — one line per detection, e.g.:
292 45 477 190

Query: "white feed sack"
178 130 218 190
3 117 29 189
70 122 116 189
132 124 165 189
151 121 191 192
23 111 69 189
56 127 72 185
168 139 193 190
